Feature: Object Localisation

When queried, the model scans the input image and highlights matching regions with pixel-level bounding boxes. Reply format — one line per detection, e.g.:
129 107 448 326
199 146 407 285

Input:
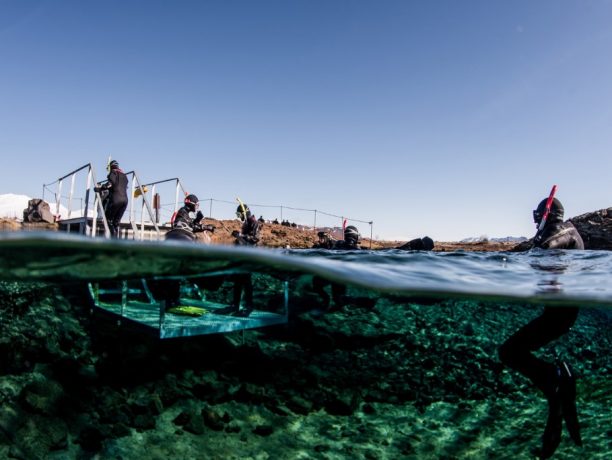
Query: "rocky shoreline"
3 205 612 251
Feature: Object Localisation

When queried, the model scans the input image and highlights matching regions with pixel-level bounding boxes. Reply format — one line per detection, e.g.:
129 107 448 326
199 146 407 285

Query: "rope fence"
200 198 374 243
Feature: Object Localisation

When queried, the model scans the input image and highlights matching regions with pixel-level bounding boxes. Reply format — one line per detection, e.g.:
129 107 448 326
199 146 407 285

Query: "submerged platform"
88 277 289 339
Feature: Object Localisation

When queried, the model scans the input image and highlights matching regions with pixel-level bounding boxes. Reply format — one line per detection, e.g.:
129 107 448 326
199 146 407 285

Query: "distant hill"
460 236 527 244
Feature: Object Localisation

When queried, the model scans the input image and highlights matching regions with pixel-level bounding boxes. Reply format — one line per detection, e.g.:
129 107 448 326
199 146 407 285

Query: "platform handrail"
44 162 111 237
138 177 188 224
126 170 161 240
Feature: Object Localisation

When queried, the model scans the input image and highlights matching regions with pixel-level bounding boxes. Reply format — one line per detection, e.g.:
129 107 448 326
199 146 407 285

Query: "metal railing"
43 164 164 240
137 177 188 225
44 165 374 245
125 170 162 240
43 163 111 237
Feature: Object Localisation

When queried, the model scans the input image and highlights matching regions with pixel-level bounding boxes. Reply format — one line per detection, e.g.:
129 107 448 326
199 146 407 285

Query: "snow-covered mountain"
0 194 31 219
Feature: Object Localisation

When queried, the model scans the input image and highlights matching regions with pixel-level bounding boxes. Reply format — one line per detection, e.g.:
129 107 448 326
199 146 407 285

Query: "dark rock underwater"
0 278 610 459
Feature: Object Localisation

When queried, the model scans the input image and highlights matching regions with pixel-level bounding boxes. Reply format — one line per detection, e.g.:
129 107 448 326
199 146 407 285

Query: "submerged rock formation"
0 279 611 458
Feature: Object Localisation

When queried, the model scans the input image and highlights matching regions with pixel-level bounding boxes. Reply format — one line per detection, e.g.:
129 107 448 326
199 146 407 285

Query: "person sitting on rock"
498 196 584 459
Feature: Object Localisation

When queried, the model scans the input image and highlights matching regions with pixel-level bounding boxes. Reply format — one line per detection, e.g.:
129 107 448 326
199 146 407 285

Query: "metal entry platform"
60 217 172 241
88 277 289 339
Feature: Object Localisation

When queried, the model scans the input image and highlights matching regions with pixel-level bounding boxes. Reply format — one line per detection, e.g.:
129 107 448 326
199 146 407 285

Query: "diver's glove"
231 230 240 238
202 224 215 233
195 210 204 223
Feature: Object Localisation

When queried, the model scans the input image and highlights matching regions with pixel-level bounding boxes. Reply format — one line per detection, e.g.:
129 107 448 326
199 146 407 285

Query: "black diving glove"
203 224 215 233
194 210 204 224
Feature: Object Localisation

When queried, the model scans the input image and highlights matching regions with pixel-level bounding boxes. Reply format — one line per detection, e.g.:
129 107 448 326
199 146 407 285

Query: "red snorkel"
537 185 558 235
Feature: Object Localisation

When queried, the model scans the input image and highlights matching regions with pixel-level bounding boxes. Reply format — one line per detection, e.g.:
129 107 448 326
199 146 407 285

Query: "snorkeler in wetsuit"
333 225 361 250
232 203 261 246
96 160 128 238
225 203 261 316
312 225 363 310
498 197 584 459
154 194 215 309
166 194 215 242
312 231 336 249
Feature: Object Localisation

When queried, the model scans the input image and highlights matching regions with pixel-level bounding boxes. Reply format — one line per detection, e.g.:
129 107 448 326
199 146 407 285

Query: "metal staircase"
44 163 189 240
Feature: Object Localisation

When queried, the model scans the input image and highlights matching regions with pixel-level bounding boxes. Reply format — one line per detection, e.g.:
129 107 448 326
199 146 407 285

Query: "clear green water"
0 232 610 459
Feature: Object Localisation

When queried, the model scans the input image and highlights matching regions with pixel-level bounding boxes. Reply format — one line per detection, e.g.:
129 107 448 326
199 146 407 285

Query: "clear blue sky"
1 0 611 241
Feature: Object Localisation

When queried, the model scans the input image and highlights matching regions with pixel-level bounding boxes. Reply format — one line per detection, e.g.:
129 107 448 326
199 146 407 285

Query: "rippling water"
1 232 610 459
1 232 612 308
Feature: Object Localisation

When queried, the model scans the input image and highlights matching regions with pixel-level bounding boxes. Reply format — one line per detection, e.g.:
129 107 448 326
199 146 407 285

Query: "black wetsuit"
312 239 336 249
166 206 208 242
155 206 214 308
397 236 435 251
332 240 361 250
498 218 584 456
229 215 261 312
534 221 584 250
500 220 583 391
312 238 361 309
104 168 128 238
234 215 261 246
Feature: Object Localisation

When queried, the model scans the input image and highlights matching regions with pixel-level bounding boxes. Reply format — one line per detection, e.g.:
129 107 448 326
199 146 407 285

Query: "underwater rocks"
0 282 611 458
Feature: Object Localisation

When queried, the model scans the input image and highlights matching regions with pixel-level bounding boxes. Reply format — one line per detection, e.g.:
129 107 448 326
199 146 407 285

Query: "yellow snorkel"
236 197 247 221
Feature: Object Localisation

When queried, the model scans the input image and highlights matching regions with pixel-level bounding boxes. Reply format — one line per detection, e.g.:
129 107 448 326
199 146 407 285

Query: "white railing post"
56 180 63 219
68 173 76 219
174 180 180 216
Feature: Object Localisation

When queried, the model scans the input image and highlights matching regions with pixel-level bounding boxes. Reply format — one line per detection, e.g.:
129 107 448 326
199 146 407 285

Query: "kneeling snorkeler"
498 186 584 459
